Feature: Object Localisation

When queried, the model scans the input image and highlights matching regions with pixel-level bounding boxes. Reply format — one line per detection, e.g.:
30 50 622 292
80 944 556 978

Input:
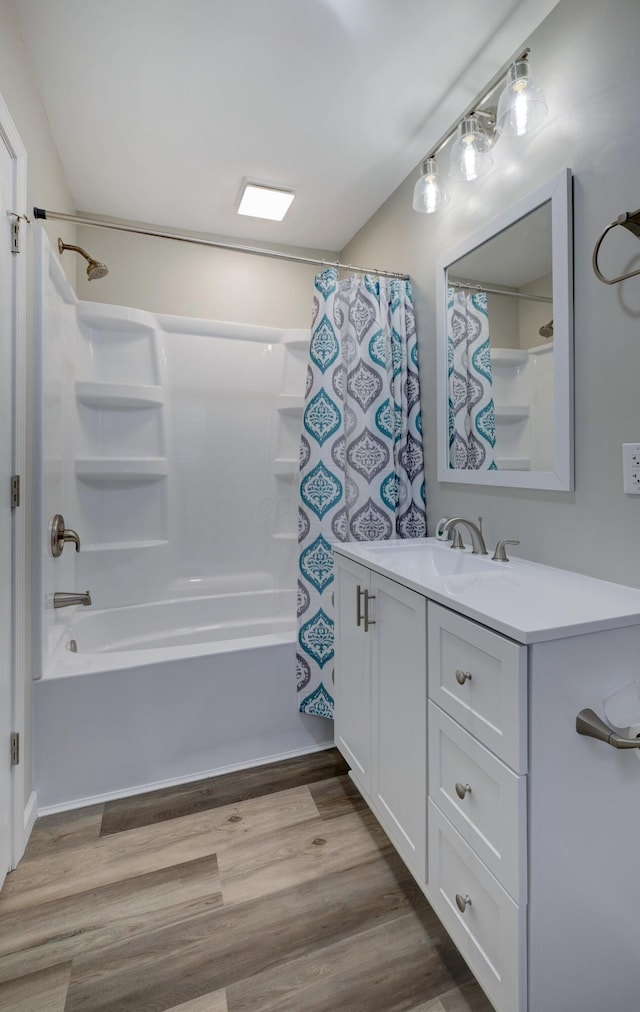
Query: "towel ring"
592 209 640 285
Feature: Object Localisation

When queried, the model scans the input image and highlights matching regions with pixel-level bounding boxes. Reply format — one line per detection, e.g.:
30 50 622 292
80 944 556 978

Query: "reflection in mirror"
436 169 573 491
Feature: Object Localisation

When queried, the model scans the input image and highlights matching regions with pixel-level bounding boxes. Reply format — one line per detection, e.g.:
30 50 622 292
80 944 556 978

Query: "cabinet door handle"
455 669 472 685
576 708 640 749
364 591 376 633
356 585 365 627
455 893 472 913
455 782 471 800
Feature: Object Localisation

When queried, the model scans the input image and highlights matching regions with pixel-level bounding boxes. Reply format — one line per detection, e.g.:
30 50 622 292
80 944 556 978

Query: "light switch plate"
622 443 640 494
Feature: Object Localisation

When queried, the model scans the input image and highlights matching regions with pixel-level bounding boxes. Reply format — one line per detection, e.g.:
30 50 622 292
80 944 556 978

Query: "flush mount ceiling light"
237 181 295 221
412 157 450 214
412 48 547 214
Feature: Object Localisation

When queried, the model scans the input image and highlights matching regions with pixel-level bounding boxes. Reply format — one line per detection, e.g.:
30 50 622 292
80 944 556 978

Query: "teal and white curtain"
447 288 497 470
297 269 426 719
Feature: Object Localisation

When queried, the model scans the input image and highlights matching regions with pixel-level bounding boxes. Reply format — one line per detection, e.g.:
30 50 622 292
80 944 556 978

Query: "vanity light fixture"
412 49 547 213
496 58 547 136
237 181 295 221
412 157 450 213
449 115 494 182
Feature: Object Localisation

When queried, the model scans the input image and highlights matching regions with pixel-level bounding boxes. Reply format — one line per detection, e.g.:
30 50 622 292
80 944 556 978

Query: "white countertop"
333 538 640 644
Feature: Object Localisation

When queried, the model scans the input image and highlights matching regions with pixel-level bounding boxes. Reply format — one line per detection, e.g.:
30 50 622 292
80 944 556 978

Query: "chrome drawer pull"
363 590 376 633
455 893 472 913
455 782 471 800
576 708 640 749
356 585 365 627
455 669 472 685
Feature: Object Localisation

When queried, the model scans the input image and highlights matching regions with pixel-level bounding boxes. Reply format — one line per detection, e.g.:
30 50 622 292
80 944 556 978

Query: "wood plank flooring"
0 750 494 1011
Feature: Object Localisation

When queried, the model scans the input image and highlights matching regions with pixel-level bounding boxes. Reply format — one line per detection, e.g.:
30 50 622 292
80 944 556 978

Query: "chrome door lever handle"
576 708 640 749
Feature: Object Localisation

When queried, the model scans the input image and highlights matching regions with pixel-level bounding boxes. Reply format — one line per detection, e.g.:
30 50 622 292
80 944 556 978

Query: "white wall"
342 0 640 588
74 224 337 329
0 0 77 807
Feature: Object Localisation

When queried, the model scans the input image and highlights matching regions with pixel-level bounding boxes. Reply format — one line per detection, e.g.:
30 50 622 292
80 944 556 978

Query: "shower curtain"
297 268 426 719
447 287 497 470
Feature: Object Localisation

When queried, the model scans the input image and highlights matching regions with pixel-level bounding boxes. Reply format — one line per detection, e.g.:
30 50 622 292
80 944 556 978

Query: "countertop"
333 538 640 644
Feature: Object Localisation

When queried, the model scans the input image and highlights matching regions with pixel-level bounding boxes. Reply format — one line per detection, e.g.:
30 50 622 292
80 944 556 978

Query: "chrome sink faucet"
53 591 92 609
441 517 488 555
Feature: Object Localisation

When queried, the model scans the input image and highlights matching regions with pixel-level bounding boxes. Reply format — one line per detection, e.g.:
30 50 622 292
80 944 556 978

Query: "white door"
0 134 16 887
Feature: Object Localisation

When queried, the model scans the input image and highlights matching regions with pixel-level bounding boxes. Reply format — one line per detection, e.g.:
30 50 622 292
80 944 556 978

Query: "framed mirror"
436 168 573 490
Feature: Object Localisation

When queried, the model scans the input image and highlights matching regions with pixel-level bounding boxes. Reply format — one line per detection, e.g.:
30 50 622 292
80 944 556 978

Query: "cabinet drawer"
428 603 527 771
428 800 525 1012
429 703 526 903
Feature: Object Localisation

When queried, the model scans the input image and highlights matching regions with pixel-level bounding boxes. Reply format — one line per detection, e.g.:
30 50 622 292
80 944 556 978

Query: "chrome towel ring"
592 208 640 285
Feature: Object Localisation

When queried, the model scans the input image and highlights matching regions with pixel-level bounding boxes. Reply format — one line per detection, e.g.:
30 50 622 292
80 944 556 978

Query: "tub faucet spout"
53 591 92 609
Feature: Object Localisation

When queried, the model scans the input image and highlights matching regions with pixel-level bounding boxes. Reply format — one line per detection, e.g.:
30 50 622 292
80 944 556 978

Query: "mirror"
436 168 573 491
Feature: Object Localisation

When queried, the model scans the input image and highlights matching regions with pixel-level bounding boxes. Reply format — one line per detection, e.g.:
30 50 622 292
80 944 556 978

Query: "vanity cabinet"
334 554 427 881
333 541 640 1012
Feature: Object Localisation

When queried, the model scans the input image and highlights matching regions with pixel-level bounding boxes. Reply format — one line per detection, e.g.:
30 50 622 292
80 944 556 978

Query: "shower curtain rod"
448 279 552 303
33 207 410 280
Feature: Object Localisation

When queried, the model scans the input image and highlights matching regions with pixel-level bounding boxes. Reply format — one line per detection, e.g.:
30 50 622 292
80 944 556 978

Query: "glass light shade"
412 157 450 213
449 116 493 181
496 60 547 136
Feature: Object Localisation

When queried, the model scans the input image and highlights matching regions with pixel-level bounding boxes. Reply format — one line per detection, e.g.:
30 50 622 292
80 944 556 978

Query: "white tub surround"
33 227 332 812
333 538 640 1012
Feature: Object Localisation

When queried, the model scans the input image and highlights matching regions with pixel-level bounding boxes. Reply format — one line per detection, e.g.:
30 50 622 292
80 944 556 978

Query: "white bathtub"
44 590 297 676
34 591 333 812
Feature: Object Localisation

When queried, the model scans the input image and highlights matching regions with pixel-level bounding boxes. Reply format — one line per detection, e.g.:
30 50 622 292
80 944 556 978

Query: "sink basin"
354 538 498 577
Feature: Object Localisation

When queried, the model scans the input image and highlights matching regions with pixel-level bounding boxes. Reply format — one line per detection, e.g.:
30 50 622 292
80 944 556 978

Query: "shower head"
58 238 109 281
539 318 554 339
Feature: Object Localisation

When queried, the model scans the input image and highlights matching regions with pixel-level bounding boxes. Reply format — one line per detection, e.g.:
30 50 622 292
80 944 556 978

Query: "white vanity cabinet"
334 553 427 881
333 540 640 1012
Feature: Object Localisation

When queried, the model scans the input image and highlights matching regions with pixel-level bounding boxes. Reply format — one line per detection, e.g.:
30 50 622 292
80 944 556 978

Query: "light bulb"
450 117 493 182
496 59 547 136
412 157 450 214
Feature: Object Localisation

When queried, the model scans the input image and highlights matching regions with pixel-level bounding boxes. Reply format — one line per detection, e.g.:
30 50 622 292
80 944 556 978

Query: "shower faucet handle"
50 514 81 557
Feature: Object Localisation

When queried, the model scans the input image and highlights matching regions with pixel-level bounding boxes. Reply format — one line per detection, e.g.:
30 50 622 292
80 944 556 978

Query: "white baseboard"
13 791 38 866
37 739 336 817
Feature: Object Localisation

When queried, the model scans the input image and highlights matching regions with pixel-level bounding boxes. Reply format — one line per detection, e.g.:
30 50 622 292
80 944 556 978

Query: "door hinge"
8 211 30 254
10 475 20 509
11 217 20 253
10 733 19 767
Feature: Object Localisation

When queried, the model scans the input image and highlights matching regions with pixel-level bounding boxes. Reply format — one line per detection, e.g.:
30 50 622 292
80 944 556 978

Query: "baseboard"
37 739 336 817
14 790 38 865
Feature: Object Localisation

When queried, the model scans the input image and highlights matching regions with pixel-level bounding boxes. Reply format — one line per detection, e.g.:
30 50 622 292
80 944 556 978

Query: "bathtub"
34 591 334 812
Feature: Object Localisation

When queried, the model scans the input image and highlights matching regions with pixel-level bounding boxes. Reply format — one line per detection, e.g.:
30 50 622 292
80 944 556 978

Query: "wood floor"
0 749 494 1011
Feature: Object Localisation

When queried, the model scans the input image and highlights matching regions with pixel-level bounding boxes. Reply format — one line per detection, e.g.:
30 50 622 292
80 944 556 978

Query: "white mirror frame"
436 167 574 491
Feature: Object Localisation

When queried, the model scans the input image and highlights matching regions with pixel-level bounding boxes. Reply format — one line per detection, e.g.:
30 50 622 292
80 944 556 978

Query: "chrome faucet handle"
492 539 520 562
50 514 81 556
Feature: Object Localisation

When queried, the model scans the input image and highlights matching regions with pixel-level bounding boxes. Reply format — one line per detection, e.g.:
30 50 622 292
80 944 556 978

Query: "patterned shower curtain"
447 288 497 470
296 268 426 719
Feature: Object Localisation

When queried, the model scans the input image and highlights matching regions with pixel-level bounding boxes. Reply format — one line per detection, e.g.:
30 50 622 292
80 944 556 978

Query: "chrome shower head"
58 238 109 281
539 318 554 338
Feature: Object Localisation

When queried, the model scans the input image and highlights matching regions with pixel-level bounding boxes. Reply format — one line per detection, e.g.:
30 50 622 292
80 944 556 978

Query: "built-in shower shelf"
494 404 530 423
496 457 531 471
82 539 170 552
277 394 305 415
280 334 310 350
75 457 169 481
76 381 164 408
273 532 297 541
491 349 528 368
273 458 298 476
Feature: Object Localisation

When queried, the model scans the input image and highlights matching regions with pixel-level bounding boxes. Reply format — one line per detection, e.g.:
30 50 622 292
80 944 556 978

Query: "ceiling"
12 0 557 252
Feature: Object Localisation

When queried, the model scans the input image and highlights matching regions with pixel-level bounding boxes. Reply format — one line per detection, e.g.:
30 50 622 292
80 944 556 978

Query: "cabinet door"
371 573 428 882
333 555 372 794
